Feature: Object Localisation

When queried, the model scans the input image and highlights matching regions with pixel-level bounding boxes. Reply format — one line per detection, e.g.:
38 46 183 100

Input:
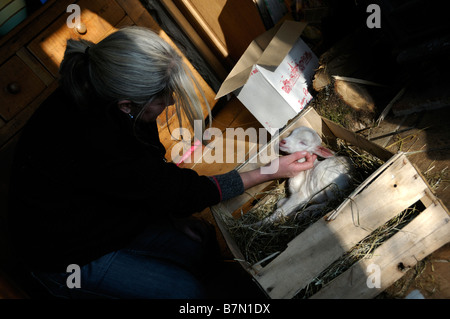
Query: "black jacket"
8 88 231 272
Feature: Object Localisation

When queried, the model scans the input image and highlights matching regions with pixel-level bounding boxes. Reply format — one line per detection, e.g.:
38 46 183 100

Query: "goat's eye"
299 141 306 145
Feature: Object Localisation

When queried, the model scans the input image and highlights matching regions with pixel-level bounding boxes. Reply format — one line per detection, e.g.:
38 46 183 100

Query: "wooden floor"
178 96 264 175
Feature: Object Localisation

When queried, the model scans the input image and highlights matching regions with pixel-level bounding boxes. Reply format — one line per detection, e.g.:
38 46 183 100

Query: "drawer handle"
75 23 87 35
6 82 21 95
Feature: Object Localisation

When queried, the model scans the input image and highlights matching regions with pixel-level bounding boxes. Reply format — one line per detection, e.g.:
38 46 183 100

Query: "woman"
8 27 316 299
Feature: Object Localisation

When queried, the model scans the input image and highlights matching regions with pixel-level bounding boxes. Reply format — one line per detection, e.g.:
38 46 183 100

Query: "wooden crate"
211 107 450 299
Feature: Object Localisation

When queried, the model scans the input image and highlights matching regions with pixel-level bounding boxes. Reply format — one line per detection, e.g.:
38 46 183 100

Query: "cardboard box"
211 107 450 299
216 21 318 135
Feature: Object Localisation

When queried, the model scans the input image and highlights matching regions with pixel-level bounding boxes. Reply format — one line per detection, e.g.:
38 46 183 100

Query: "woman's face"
118 95 175 123
140 95 175 122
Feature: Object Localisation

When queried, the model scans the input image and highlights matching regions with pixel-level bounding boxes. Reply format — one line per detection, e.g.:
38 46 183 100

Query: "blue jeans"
32 219 219 299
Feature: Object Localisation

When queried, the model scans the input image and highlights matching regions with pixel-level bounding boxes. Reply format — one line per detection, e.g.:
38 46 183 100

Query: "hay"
215 138 385 267
295 204 421 298
422 162 449 192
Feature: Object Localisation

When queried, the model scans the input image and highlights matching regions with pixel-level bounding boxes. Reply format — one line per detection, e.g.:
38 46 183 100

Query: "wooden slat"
420 188 440 208
176 0 229 58
170 0 266 66
323 117 395 162
327 152 404 221
254 154 429 298
311 202 450 299
160 0 229 80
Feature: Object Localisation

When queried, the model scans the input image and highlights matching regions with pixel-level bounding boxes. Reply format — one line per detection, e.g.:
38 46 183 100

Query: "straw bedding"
215 138 421 297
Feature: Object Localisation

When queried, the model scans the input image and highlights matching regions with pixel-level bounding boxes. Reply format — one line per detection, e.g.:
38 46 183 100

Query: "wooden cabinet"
27 0 127 77
0 55 46 121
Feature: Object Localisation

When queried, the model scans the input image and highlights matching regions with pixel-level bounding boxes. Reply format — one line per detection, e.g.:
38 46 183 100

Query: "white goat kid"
260 126 354 224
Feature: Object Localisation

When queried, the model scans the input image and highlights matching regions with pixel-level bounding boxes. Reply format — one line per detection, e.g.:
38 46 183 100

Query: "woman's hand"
270 151 317 179
239 151 316 190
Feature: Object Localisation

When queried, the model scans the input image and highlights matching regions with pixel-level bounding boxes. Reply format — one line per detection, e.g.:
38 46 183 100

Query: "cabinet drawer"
28 0 126 76
0 56 46 121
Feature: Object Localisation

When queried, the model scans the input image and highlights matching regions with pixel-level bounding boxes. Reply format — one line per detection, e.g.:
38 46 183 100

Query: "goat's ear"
313 146 335 158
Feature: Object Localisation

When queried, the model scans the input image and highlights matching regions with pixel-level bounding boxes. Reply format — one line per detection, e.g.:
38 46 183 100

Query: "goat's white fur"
259 126 353 224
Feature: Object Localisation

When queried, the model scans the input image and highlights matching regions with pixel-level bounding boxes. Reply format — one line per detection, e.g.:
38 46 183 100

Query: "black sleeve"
95 150 244 217
95 148 246 217
208 169 245 201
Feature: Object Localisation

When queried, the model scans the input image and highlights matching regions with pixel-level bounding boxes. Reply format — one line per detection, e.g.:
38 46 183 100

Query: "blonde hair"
59 26 210 133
